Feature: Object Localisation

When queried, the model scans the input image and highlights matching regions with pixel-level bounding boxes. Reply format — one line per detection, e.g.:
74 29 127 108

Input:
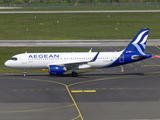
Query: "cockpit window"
10 57 17 61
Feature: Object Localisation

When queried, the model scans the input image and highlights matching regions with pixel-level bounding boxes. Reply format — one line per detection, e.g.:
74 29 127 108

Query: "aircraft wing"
48 52 99 69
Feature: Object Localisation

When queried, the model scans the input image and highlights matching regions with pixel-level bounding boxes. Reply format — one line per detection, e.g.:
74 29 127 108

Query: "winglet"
90 52 99 62
89 47 94 52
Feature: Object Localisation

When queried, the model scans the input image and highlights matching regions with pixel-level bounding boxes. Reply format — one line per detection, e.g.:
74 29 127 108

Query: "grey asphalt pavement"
0 46 160 120
0 39 160 46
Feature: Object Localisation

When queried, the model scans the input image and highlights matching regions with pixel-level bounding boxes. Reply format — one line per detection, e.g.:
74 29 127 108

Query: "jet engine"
49 65 67 75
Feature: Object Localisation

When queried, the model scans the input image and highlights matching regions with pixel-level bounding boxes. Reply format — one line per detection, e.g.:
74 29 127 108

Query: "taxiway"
0 46 160 120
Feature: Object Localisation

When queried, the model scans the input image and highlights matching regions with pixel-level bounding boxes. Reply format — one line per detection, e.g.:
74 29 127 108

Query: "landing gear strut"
72 71 78 77
120 66 124 72
23 69 27 77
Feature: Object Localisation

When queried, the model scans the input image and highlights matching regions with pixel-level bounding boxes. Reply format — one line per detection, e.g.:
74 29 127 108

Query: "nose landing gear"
23 69 27 77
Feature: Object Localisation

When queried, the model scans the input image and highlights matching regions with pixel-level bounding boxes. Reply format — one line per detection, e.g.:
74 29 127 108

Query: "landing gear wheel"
23 69 27 77
23 73 26 77
72 71 78 77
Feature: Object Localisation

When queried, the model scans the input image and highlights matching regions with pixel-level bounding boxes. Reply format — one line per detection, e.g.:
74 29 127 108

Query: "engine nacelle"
49 65 67 75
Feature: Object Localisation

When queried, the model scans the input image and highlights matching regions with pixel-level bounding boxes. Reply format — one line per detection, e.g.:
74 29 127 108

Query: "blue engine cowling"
49 65 66 75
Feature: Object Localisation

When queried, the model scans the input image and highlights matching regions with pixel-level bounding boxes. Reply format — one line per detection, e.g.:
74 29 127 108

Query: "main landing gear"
72 71 78 77
22 69 78 77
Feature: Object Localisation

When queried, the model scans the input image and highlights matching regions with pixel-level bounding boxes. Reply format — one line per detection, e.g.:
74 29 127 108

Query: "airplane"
4 28 152 77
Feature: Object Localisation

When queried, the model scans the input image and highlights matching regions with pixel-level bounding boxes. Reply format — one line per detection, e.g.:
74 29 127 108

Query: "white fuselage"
4 51 123 70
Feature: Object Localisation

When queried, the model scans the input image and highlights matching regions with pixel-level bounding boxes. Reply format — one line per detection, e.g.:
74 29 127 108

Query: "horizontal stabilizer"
132 55 147 60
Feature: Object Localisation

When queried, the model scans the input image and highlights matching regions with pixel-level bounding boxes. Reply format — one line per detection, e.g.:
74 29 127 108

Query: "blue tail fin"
123 28 149 55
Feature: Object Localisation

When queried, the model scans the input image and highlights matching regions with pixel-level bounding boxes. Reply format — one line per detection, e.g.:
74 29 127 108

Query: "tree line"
1 0 160 4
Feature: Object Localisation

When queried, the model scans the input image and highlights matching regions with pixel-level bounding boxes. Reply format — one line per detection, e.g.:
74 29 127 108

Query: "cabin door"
119 54 124 63
22 55 27 64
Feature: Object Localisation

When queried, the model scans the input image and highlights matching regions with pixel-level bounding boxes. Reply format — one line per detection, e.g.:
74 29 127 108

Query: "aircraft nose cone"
4 61 10 67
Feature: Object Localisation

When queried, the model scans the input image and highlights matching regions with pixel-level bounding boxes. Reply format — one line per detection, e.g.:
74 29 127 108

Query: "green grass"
0 12 160 40
0 67 46 73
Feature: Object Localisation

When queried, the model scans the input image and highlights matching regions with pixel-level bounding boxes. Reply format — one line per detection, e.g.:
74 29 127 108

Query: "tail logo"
132 29 149 55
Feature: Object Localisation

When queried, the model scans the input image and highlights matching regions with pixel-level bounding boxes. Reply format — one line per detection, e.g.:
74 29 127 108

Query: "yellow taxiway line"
71 90 96 93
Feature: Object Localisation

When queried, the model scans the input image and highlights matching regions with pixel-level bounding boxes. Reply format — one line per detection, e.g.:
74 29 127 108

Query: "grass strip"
0 12 160 40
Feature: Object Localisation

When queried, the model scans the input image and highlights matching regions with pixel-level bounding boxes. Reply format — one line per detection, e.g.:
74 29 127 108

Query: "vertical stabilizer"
108 28 152 67
123 28 149 55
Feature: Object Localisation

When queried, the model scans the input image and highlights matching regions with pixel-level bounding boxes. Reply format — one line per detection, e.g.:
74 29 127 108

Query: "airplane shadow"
48 72 145 78
3 72 145 78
